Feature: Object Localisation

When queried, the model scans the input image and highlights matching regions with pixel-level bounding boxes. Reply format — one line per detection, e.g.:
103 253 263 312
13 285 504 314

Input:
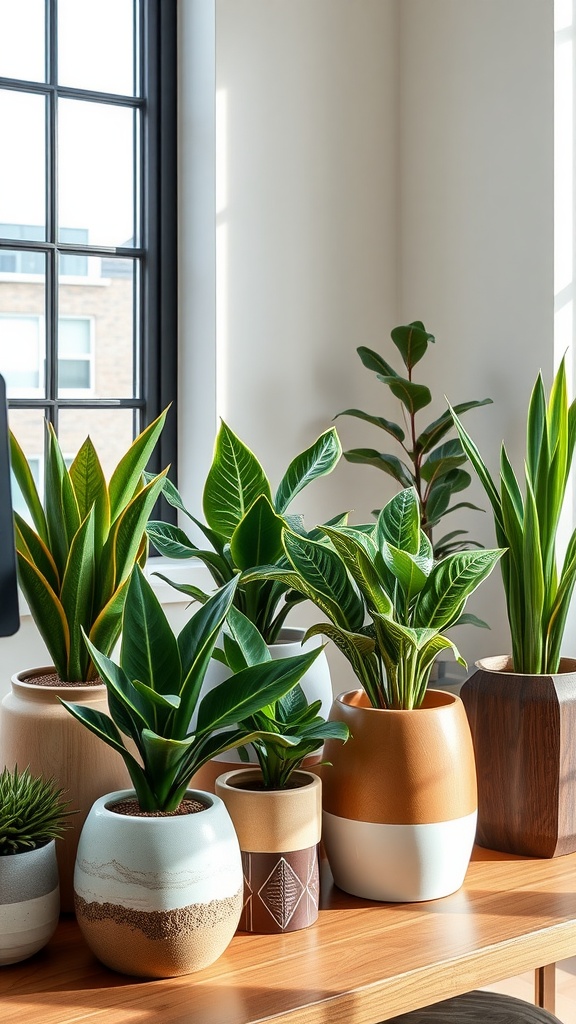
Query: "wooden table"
2 846 576 1024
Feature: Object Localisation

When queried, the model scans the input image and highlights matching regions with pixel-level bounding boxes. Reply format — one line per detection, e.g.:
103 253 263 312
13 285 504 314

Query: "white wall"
0 0 555 697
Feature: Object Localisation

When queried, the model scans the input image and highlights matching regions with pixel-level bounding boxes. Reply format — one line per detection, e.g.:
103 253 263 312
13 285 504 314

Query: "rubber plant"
244 487 503 710
0 766 74 856
147 420 343 643
61 570 322 812
336 320 492 557
10 411 168 682
451 356 576 674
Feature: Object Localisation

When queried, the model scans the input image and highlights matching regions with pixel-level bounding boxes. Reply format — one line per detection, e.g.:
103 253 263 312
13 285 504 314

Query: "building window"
0 0 177 497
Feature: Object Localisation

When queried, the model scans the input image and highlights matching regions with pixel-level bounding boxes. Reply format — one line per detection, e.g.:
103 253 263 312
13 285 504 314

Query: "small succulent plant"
0 766 74 855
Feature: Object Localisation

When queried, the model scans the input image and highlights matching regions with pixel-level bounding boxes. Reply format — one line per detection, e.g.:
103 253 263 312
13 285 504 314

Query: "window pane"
58 0 136 97
58 409 135 481
59 256 136 399
0 255 46 397
58 359 91 390
8 409 46 522
0 92 46 237
0 0 45 83
58 99 136 248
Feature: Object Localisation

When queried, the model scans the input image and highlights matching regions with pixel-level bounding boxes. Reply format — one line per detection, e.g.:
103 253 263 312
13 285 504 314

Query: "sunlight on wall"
216 89 228 422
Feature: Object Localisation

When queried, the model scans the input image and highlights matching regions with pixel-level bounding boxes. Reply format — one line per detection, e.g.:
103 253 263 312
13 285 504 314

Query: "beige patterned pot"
215 769 322 933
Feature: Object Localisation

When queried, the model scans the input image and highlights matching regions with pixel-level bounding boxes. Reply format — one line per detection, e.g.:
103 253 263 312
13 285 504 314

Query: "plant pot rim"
12 667 105 693
335 687 462 714
474 655 576 677
0 837 56 861
215 768 320 795
95 789 217 821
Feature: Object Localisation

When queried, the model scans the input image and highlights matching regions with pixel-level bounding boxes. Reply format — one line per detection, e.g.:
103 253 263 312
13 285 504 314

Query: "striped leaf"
203 421 270 540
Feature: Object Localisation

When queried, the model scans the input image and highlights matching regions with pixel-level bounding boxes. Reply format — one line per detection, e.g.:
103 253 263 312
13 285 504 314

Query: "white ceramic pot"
192 626 333 791
216 769 322 934
74 789 243 978
0 840 60 965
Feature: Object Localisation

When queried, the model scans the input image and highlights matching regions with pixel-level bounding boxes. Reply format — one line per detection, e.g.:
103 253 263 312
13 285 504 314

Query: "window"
0 0 177 499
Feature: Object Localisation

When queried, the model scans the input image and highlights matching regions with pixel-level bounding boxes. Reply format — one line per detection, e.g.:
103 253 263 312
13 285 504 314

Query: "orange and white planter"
321 689 478 902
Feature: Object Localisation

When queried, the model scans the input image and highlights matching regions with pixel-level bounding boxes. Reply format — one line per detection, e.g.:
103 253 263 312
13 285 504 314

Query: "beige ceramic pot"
321 688 478 902
461 655 576 857
0 667 130 912
215 768 322 933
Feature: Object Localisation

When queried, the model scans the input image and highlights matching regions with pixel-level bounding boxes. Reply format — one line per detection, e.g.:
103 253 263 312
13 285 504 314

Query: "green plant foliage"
335 321 492 557
10 412 168 682
244 487 503 710
146 421 343 643
451 358 576 674
0 766 74 856
61 568 323 812
220 609 348 789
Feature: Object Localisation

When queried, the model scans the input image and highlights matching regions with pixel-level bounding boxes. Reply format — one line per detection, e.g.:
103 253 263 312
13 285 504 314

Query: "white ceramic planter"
74 789 243 978
0 840 60 965
192 627 333 791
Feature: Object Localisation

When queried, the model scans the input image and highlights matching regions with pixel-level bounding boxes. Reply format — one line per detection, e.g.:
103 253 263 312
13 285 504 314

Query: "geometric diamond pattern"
258 857 305 929
239 846 320 933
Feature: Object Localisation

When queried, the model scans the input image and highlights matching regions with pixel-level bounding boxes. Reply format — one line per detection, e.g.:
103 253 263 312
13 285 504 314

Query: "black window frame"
0 0 177 511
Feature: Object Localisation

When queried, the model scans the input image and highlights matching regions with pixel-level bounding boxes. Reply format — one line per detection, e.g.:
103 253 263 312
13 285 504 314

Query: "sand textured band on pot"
74 789 243 978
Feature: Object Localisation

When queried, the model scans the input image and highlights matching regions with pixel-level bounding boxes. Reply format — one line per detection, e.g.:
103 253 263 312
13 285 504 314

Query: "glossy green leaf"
274 427 341 513
343 449 414 487
60 510 96 682
9 431 47 542
146 521 199 559
14 512 59 593
375 487 420 555
69 437 110 547
44 426 80 575
283 529 365 631
390 321 434 369
416 399 492 455
356 345 399 377
229 495 285 570
420 439 466 484
413 548 503 631
121 567 182 697
16 554 69 679
103 472 167 593
380 543 428 603
321 526 393 615
108 408 168 523
336 409 405 443
203 421 270 539
377 375 431 414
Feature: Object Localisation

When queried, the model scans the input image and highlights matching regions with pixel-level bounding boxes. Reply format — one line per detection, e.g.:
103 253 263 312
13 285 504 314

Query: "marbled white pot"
0 839 60 965
215 769 322 933
74 789 243 978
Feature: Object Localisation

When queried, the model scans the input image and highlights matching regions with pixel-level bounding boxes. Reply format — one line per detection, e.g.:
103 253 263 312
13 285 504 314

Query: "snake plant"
336 320 492 557
244 487 503 710
10 411 168 682
0 766 73 856
451 357 576 674
62 569 321 812
147 420 343 643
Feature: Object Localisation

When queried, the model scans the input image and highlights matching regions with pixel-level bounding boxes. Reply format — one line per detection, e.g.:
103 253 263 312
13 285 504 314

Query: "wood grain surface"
2 847 576 1024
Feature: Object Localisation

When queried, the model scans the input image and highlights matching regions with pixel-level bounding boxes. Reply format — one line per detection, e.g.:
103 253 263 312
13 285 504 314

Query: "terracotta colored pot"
321 688 477 902
0 668 130 912
215 769 322 933
192 627 332 792
461 655 576 857
74 789 243 978
0 840 59 965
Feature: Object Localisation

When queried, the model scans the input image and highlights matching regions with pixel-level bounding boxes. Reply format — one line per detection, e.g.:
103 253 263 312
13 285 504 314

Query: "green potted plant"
214 615 348 933
61 568 322 978
0 766 73 965
336 320 492 557
244 486 502 901
0 411 169 909
451 357 576 857
147 420 342 787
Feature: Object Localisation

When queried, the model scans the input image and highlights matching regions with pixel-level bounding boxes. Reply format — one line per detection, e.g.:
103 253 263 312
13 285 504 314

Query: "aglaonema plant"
146 420 343 643
243 487 503 710
61 569 322 812
10 412 169 682
451 356 576 674
221 610 348 789
336 320 492 557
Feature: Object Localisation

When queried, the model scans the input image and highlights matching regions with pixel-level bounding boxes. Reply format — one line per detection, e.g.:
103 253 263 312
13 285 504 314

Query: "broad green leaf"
376 487 420 555
241 564 351 632
450 405 506 541
203 421 270 539
335 409 405 443
108 408 168 523
14 513 59 593
424 482 452 526
283 529 365 631
380 542 429 604
377 375 432 414
413 548 503 631
356 345 399 377
83 630 151 728
148 475 227 555
59 699 150 803
274 427 341 513
416 399 493 455
526 372 547 484
121 567 182 697
69 437 110 547
451 612 490 629
304 622 378 698
16 554 70 679
10 431 47 541
139 730 196 809
87 574 131 664
321 526 393 615
151 572 210 605
60 509 96 682
102 472 167 594
226 605 271 667
230 495 285 569
343 449 414 487
146 521 199 559
420 439 466 484
390 321 434 369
